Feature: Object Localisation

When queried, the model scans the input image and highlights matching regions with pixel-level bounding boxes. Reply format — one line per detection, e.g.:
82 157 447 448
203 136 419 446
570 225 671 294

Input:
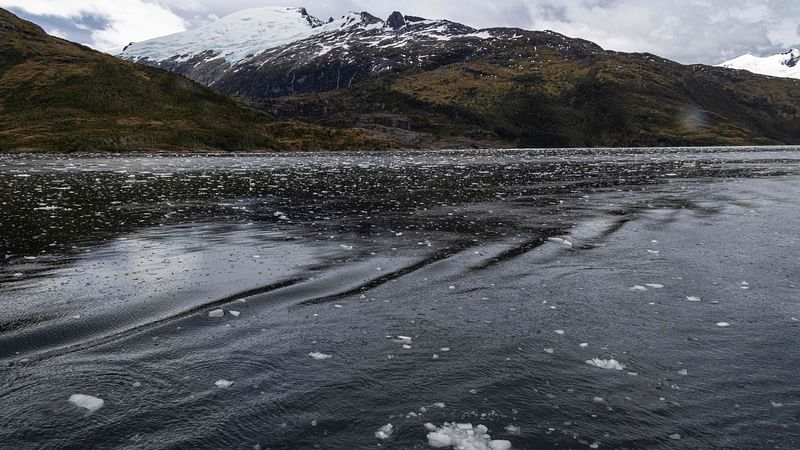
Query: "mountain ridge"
0 8 398 152
119 7 800 148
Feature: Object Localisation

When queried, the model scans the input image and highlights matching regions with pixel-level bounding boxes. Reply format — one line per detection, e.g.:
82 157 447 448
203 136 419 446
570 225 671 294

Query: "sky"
2 0 798 63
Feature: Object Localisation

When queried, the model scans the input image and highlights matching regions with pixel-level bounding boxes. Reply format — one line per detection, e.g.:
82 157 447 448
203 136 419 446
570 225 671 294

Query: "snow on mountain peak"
120 6 326 63
719 48 800 79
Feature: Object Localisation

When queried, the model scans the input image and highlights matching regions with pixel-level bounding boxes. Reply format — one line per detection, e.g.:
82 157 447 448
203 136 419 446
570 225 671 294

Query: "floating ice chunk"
678 369 688 376
647 250 660 255
12 273 23 278
548 237 573 247
229 310 241 317
440 347 450 352
333 304 343 308
215 379 234 388
425 422 512 449
629 285 648 292
375 423 394 440
504 424 521 435
771 401 783 408
580 343 589 348
340 245 354 250
309 352 332 360
645 284 664 289
543 348 554 354
69 394 104 412
669 433 682 440
402 344 412 349
397 336 413 341
686 296 702 302
586 358 625 371
433 402 445 408
208 309 225 318
554 330 565 335
716 322 731 327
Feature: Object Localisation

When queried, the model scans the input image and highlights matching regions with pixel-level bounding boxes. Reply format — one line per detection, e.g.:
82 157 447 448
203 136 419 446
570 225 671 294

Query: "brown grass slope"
265 33 800 148
0 8 395 152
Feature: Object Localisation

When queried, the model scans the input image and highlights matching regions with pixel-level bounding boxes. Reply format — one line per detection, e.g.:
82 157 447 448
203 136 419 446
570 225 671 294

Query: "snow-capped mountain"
719 48 800 79
119 6 588 96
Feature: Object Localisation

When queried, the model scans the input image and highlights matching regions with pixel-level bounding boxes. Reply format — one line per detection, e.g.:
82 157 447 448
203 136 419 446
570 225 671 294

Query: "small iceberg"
375 423 394 440
309 352 332 360
69 394 104 412
215 379 234 388
586 358 625 371
426 423 512 449
208 309 225 318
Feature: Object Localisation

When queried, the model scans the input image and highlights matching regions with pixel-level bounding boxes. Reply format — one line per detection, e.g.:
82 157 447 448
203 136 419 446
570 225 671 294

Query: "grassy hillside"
264 36 800 148
0 9 395 152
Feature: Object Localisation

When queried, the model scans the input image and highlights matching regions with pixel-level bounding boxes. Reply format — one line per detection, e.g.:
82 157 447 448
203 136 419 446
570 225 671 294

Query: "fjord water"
0 148 798 449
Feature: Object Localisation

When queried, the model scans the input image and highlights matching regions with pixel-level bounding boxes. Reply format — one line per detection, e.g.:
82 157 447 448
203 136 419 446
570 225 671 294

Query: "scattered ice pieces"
716 322 731 328
425 423 512 450
208 309 224 318
375 423 394 440
309 352 332 360
69 394 104 413
215 379 234 388
686 296 702 302
586 358 625 371
229 310 241 317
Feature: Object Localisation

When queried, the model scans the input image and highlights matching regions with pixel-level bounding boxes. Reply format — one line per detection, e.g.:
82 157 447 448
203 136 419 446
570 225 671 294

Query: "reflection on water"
0 148 799 449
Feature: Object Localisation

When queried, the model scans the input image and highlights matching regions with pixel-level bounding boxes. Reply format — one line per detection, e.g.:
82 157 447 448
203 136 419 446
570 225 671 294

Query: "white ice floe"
375 423 394 440
629 285 648 291
309 352 332 360
669 433 682 440
543 348 555 355
716 322 731 327
397 336 413 341
504 425 521 435
208 309 225 318
686 296 702 302
215 379 234 388
586 358 625 371
554 330 565 335
678 369 688 376
229 310 241 317
69 394 104 412
426 423 512 449
646 284 664 289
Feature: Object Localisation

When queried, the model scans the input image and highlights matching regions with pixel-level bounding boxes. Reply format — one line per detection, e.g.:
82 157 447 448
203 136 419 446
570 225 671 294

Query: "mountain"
0 8 393 152
120 7 800 148
719 49 800 80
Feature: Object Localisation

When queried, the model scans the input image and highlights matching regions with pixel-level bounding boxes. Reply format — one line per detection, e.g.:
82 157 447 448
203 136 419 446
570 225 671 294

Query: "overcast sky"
2 0 798 63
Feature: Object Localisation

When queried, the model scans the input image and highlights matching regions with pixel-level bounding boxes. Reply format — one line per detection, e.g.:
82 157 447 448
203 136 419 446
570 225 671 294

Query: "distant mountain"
0 8 392 152
119 7 800 148
719 49 800 80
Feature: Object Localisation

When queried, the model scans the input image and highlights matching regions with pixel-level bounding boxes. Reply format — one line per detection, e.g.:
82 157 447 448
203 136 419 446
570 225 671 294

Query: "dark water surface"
0 148 798 449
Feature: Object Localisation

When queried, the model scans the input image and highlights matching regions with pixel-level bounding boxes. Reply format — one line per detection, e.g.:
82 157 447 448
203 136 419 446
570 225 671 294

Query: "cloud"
0 0 186 51
2 0 798 62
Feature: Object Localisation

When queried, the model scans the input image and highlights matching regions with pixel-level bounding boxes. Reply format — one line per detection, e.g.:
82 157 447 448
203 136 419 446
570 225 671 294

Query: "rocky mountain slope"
0 8 393 152
719 48 800 80
121 7 800 148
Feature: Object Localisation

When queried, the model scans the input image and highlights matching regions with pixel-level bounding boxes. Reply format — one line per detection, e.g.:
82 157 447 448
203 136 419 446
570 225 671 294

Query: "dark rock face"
386 11 406 30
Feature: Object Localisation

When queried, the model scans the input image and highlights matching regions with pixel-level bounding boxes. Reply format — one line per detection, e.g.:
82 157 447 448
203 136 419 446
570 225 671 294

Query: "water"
0 148 798 449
